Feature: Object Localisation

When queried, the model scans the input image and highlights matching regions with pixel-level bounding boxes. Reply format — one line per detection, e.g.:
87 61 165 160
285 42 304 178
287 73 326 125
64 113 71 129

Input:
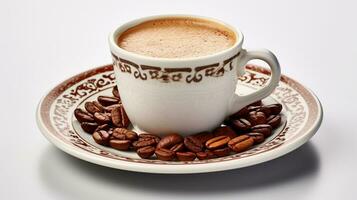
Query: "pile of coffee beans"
74 86 282 161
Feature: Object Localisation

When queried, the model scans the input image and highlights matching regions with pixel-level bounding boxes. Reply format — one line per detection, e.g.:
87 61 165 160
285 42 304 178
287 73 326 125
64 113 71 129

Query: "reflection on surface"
38 142 320 199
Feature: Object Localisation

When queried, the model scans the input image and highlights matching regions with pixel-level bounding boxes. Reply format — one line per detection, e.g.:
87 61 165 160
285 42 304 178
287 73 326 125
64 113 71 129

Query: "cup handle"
228 49 281 115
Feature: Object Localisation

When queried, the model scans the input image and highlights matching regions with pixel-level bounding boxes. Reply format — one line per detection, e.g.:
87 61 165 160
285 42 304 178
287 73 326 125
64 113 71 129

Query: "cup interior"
109 14 243 61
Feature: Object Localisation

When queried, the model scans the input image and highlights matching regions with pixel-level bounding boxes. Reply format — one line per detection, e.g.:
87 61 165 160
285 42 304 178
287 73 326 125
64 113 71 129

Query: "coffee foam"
117 18 236 58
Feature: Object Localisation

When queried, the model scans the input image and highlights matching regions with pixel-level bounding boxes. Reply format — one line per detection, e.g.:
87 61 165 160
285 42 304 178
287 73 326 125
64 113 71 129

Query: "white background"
1 0 356 199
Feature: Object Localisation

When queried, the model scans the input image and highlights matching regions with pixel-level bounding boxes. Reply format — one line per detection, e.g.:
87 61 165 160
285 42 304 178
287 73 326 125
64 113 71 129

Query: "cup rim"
109 14 244 63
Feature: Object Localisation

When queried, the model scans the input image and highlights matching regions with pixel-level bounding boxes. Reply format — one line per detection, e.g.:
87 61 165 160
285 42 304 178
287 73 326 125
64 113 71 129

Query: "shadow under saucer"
38 142 320 198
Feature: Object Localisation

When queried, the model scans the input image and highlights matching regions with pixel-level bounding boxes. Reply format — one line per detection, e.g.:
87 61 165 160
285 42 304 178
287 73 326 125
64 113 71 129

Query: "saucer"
36 64 323 174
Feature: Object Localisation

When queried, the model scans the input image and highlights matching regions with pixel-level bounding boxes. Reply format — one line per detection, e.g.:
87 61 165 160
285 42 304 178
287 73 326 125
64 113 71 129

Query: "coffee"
117 18 236 58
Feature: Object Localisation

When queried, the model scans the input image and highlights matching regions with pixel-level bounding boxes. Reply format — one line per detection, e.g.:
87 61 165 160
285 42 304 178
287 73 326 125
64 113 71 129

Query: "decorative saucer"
36 64 323 174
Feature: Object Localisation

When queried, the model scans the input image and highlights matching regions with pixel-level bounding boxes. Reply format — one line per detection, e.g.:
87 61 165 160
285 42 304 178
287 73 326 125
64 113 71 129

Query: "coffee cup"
109 14 281 135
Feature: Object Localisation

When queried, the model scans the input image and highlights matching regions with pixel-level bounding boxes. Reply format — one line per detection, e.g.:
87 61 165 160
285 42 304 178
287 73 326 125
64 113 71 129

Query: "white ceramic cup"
109 15 281 136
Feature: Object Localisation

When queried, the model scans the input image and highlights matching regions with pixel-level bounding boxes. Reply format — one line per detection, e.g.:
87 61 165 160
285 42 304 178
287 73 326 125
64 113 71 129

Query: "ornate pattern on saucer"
36 64 323 174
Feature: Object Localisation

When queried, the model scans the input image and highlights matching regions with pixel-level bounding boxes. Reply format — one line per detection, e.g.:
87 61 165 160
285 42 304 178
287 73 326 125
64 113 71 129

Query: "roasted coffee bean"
248 105 271 116
157 133 183 149
249 100 262 106
230 118 251 131
184 136 203 153
107 128 114 135
84 101 103 114
249 103 282 117
132 138 156 150
112 86 120 99
247 132 265 144
155 148 175 161
248 111 267 125
138 133 161 144
192 131 214 144
80 122 98 133
259 106 272 116
205 136 230 150
74 108 95 123
265 104 283 115
170 143 185 152
176 152 196 161
230 106 249 118
136 146 155 159
251 124 272 137
249 104 269 112
213 126 237 139
93 101 105 112
111 132 126 140
92 130 110 146
228 135 254 153
109 139 131 150
112 128 138 141
205 150 217 159
247 105 261 112
95 124 110 132
105 112 112 118
93 112 111 124
111 106 130 128
212 147 231 157
137 137 157 143
122 129 138 141
196 152 208 160
196 151 216 160
267 115 281 128
104 104 120 112
98 95 120 106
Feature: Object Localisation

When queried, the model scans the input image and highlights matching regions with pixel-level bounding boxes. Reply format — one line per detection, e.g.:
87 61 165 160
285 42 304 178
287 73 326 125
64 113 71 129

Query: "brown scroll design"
141 65 192 83
119 58 147 80
64 73 115 100
111 51 240 83
223 52 240 71
185 63 220 83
